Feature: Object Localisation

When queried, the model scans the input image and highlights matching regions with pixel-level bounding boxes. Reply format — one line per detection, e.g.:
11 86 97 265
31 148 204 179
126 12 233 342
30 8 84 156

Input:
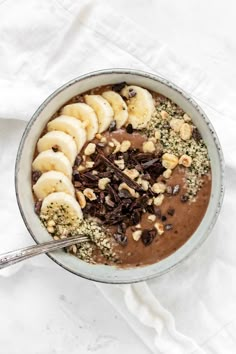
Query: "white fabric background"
0 0 236 353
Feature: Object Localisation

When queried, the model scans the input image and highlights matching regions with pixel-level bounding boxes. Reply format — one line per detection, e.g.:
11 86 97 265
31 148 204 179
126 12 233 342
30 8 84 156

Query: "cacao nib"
113 233 128 246
75 155 82 167
165 224 173 230
109 120 117 132
52 146 58 152
141 229 156 246
172 184 180 195
34 200 42 215
181 194 189 203
112 82 126 92
32 170 42 183
128 88 137 98
161 215 167 222
126 124 134 134
192 128 202 142
167 208 175 216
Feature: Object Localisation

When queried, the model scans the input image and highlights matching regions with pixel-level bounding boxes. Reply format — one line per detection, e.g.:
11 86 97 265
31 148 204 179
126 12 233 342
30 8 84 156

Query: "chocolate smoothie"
32 82 211 267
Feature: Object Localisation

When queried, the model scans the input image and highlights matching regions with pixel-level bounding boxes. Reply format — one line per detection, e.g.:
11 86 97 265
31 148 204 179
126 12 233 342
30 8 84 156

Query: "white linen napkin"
0 0 236 353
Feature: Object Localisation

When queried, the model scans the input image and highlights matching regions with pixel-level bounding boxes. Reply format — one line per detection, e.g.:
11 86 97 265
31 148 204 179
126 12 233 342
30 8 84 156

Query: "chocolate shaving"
109 120 117 132
107 184 120 203
167 208 175 216
113 233 128 246
192 128 202 142
34 200 42 215
99 154 142 191
172 184 180 195
165 224 173 231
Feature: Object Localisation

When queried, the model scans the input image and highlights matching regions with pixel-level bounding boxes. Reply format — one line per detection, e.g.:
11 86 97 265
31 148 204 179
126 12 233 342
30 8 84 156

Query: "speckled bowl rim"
15 68 224 283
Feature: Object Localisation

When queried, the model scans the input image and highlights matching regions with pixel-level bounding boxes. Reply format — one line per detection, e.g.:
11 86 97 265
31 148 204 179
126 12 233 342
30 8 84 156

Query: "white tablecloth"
0 0 236 353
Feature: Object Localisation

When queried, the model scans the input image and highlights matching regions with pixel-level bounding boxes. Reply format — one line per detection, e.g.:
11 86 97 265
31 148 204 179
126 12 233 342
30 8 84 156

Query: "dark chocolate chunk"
161 215 167 222
126 124 134 134
167 208 175 216
113 233 128 246
141 229 156 246
172 184 180 195
34 200 42 215
109 120 117 132
32 170 42 183
112 82 126 92
99 191 105 204
180 194 189 203
165 224 173 231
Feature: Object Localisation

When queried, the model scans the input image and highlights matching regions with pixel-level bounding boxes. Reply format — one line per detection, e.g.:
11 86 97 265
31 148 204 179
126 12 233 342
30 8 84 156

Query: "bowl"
15 69 224 283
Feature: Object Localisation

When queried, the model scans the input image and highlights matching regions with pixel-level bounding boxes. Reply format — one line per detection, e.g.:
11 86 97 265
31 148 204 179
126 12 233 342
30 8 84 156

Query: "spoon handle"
0 235 89 269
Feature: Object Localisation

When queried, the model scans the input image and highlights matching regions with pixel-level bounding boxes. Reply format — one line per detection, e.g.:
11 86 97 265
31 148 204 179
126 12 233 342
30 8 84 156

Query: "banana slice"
84 95 114 133
32 150 72 179
33 171 74 199
41 192 83 220
37 131 77 165
102 91 128 129
47 115 86 153
61 103 98 141
121 85 155 129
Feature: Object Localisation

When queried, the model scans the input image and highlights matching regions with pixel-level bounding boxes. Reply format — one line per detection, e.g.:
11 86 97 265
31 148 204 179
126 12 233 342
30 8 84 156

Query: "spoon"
0 235 89 269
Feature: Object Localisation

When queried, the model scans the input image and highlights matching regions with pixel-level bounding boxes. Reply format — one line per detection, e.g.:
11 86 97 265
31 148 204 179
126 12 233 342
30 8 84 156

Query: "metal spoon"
0 235 89 269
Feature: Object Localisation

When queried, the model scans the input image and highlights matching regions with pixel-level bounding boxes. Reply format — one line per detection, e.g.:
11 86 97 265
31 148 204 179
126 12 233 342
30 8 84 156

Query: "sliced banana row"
32 85 155 223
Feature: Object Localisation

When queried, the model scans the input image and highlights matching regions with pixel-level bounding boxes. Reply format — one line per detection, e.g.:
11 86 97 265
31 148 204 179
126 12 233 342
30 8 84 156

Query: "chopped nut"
141 179 149 191
84 143 96 156
120 140 131 152
162 153 179 170
148 214 156 222
163 169 172 179
152 182 166 194
53 236 60 240
72 245 77 254
100 137 107 143
180 123 192 140
154 130 161 140
85 161 94 169
154 222 164 235
75 190 86 208
179 154 192 167
153 194 165 206
160 110 169 119
114 159 125 170
112 139 121 154
98 177 111 190
132 230 142 241
170 118 184 132
47 226 55 233
147 198 153 205
108 141 115 147
142 141 155 153
136 223 141 229
124 168 139 180
83 188 97 201
118 182 139 198
95 133 102 139
183 113 191 122
77 165 86 172
47 219 55 227
92 170 98 175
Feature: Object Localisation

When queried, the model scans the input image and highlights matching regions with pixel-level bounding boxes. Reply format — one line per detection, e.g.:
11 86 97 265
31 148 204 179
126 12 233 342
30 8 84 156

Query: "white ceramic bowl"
15 69 224 283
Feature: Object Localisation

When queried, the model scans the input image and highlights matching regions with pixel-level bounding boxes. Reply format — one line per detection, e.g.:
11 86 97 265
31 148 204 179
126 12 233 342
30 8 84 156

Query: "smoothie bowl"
15 69 224 283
